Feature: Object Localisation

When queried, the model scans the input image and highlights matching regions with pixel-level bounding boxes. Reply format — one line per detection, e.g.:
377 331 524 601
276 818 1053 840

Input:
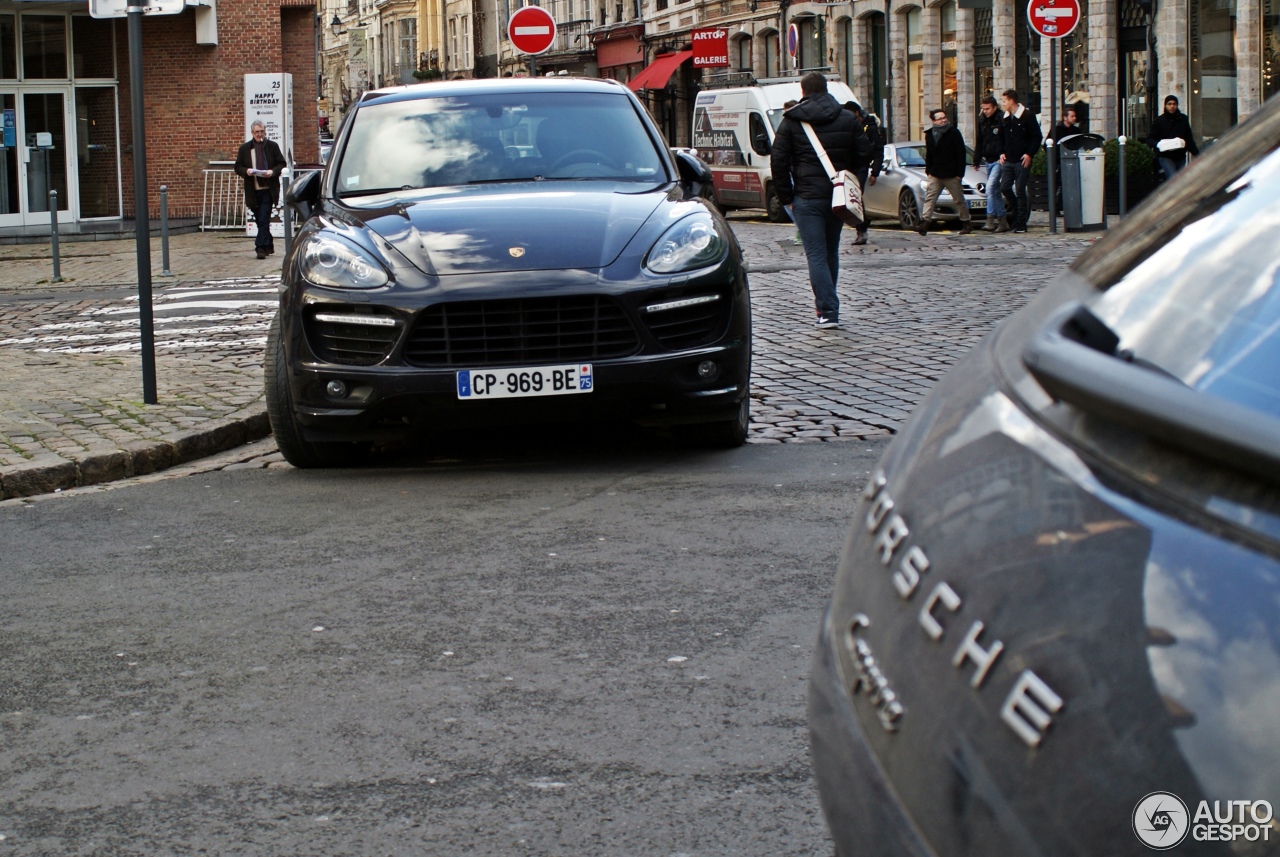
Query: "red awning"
627 51 693 91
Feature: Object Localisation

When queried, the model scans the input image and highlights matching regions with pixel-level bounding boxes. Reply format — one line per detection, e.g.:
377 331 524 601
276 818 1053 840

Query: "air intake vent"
405 295 641 367
641 293 730 350
305 308 400 366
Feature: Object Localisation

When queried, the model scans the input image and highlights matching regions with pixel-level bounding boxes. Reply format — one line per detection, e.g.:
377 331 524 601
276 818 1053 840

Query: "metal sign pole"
128 0 158 404
1047 36 1058 235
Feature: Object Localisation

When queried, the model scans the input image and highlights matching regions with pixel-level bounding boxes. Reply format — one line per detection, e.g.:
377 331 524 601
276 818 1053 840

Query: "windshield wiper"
1022 302 1280 485
464 177 544 185
337 185 418 198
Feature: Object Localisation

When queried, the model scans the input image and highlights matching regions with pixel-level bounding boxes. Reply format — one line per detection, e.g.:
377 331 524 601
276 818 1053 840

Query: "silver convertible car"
863 142 989 230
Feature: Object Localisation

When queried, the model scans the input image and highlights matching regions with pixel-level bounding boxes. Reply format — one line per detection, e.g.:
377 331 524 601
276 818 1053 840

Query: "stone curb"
0 410 271 501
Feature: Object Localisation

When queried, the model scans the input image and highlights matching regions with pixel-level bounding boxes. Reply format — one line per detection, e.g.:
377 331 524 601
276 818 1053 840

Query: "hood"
349 182 668 276
786 93 845 126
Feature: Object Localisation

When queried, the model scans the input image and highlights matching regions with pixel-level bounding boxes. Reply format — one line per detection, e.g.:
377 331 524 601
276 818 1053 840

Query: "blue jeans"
252 189 275 251
999 161 1031 229
791 195 843 320
1157 156 1182 181
983 162 1005 217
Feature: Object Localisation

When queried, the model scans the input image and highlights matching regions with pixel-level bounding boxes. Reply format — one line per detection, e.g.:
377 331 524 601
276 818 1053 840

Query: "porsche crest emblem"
508 247 526 258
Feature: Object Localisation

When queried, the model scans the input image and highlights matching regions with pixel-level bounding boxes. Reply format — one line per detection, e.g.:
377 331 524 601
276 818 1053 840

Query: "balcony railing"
545 19 595 57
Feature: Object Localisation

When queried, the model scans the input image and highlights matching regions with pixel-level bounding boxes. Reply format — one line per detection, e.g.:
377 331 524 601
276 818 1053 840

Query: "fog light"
325 379 348 399
697 360 717 379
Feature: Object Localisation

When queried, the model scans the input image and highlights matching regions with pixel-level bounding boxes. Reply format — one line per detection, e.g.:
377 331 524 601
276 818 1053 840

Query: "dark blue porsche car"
809 94 1280 854
269 78 750 467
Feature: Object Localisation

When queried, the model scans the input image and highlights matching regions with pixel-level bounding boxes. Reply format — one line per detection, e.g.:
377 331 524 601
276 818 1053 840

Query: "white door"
0 88 76 228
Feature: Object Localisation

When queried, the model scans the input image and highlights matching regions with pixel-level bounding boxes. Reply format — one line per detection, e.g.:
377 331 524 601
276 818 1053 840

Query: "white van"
692 74 858 221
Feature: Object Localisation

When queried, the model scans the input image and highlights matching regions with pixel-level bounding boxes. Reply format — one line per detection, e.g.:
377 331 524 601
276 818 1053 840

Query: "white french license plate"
970 199 986 209
456 364 594 400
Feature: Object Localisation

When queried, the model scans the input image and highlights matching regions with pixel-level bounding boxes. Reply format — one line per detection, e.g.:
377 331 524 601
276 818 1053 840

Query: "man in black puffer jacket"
771 72 858 329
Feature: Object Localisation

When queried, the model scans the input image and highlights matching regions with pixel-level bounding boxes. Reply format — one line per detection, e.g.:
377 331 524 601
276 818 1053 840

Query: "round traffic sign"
508 6 557 55
1027 0 1080 38
786 23 799 58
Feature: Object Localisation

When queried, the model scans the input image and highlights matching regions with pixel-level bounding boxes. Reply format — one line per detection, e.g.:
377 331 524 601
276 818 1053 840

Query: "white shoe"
815 316 841 329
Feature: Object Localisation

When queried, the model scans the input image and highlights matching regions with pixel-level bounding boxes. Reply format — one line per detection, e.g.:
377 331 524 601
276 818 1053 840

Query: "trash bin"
1058 133 1107 231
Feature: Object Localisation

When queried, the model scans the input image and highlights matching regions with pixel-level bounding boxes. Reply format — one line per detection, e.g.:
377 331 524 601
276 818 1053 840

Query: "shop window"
22 15 68 80
906 7 923 138
1264 0 1280 100
1189 0 1237 143
868 13 886 115
1 15 16 79
840 18 853 84
941 2 956 42
763 30 778 77
75 87 120 219
72 16 115 79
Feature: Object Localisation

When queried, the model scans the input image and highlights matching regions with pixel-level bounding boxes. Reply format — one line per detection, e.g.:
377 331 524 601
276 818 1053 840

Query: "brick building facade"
0 1 316 228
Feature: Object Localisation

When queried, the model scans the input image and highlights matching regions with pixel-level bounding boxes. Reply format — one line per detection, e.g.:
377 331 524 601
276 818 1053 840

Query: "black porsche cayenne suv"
809 95 1280 854
269 78 750 467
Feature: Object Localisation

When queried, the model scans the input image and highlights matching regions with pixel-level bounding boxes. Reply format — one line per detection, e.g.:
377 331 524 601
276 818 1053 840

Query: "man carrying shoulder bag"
770 72 859 329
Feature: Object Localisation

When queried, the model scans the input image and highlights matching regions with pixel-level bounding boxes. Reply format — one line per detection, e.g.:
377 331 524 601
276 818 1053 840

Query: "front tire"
898 190 921 230
699 181 719 211
264 315 371 469
678 394 750 448
765 183 787 223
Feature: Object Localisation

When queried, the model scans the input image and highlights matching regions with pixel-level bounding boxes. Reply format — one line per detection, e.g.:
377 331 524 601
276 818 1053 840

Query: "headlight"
919 179 930 192
297 232 389 289
645 212 728 274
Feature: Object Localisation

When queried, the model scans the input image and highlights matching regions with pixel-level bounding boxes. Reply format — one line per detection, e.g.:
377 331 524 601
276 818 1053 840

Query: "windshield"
895 145 976 167
1087 145 1280 420
334 91 666 194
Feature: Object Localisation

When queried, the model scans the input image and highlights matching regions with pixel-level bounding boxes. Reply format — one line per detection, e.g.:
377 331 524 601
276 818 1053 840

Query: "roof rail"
699 67 844 90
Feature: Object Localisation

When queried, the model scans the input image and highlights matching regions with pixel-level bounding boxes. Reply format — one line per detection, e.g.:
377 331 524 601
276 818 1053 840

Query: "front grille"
305 308 401 366
404 295 641 367
641 294 730 350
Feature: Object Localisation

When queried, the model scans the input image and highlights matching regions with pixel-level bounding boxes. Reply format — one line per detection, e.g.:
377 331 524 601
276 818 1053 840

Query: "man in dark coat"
997 88 1042 233
1147 95 1200 181
918 108 973 235
771 72 859 328
843 100 883 246
234 121 288 259
977 95 1006 231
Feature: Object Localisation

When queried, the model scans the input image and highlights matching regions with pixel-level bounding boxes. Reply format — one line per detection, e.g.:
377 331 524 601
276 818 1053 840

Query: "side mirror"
285 169 322 220
752 132 772 155
882 160 893 174
673 149 713 201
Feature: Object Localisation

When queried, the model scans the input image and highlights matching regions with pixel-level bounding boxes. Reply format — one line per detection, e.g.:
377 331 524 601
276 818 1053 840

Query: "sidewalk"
0 231 279 500
0 215 1089 501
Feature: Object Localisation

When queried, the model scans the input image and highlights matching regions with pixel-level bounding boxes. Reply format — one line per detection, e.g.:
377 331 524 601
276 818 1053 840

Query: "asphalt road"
0 436 889 855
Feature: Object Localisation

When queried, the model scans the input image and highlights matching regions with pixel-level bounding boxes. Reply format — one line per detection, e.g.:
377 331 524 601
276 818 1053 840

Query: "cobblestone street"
0 218 1094 497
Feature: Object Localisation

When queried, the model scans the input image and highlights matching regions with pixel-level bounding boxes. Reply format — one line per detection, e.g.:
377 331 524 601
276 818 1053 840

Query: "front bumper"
286 339 751 440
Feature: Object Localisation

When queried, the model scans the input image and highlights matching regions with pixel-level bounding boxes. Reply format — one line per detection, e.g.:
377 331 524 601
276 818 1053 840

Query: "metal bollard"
160 185 173 277
1046 139 1058 235
1117 136 1128 219
49 190 62 283
281 172 293 257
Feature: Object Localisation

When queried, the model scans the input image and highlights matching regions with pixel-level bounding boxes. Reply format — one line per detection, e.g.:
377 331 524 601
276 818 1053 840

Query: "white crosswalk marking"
0 277 281 354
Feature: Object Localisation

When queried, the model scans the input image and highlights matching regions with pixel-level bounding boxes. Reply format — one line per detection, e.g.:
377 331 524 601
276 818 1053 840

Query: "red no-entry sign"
1027 0 1080 38
508 6 557 55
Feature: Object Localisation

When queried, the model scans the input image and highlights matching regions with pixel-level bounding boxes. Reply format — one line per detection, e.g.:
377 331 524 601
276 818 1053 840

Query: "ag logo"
1133 792 1190 849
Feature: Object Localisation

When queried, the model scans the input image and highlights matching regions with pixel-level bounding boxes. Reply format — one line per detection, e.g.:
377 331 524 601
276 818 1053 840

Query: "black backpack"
851 114 881 165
